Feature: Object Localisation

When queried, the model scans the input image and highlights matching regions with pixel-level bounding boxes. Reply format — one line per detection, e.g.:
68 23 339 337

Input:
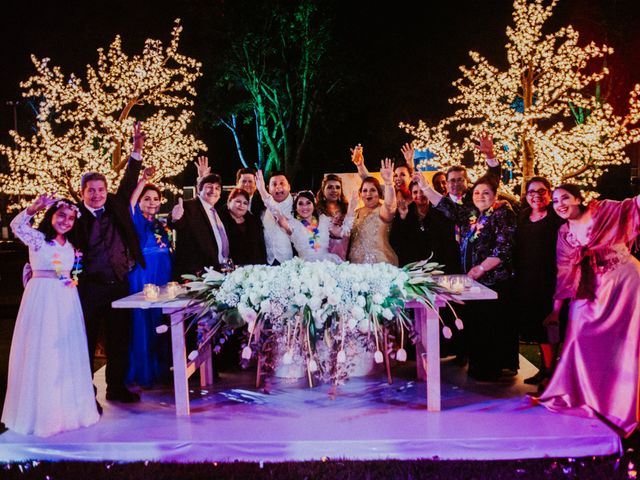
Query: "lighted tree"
0 19 205 205
403 0 640 197
207 0 334 180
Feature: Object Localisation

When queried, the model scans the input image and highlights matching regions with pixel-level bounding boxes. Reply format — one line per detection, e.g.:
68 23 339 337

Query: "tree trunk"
520 63 536 197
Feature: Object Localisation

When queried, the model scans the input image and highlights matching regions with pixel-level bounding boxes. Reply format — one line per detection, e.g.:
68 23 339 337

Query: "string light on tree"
402 0 640 198
0 19 206 206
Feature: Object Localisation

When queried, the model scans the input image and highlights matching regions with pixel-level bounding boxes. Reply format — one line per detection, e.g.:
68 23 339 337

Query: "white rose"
327 294 339 306
356 296 366 308
357 318 370 334
308 296 323 311
372 293 385 305
382 308 394 320
260 299 272 314
351 305 365 321
347 317 358 330
293 294 307 307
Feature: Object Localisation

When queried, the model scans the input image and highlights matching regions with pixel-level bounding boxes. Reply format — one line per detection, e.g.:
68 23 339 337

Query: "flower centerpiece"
175 258 461 388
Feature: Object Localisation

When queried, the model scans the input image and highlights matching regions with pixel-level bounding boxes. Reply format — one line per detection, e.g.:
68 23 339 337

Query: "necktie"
211 208 230 260
95 207 105 219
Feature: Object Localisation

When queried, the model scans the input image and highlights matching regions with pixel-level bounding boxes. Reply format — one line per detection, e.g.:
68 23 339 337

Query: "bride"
256 171 357 263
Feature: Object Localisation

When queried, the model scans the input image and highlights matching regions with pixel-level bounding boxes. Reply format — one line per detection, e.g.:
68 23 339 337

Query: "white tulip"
241 346 252 360
374 351 384 364
396 348 407 362
442 326 453 339
455 318 464 330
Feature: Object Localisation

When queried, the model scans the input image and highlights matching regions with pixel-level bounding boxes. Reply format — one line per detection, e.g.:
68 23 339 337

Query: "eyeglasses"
447 178 466 184
526 188 549 196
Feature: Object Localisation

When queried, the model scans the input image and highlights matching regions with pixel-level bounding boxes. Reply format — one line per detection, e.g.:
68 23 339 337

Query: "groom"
75 123 146 404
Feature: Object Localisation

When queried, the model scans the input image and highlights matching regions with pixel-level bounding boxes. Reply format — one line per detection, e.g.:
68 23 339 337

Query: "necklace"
301 217 321 251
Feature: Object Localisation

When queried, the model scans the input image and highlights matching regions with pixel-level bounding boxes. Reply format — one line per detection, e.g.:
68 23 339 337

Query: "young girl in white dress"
2 195 99 437
256 172 357 263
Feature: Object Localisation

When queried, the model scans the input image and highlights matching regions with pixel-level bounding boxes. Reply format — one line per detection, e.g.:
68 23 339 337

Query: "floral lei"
51 249 83 287
466 205 496 243
301 217 321 251
153 219 173 252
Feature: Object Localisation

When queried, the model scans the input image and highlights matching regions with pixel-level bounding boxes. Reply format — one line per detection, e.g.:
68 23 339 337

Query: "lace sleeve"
10 209 45 250
339 212 355 238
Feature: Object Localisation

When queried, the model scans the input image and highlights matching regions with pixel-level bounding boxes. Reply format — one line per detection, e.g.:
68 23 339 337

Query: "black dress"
390 203 461 273
219 208 267 266
436 196 518 379
514 209 564 343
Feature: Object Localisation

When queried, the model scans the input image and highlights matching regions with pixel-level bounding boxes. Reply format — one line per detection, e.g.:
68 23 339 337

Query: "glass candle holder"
143 283 160 300
166 281 181 298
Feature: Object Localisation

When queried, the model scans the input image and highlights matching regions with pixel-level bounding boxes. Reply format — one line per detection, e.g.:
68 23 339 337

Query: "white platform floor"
0 356 621 463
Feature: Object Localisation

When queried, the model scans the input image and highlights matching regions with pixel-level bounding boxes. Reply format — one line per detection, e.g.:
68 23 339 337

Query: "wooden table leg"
169 310 190 416
413 303 441 411
199 343 213 387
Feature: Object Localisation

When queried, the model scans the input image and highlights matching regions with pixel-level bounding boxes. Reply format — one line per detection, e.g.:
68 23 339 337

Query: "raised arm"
194 156 211 188
413 172 443 207
116 122 145 201
379 158 397 222
350 144 370 180
11 194 56 249
130 166 156 212
400 142 415 167
330 189 359 238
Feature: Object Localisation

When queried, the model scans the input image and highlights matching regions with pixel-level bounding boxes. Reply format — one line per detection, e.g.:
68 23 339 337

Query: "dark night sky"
1 0 639 188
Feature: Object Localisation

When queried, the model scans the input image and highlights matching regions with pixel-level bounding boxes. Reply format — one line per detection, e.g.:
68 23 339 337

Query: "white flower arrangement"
180 257 460 387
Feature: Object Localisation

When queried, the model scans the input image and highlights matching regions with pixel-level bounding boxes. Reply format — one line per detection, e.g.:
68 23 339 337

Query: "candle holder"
166 281 181 298
143 283 160 301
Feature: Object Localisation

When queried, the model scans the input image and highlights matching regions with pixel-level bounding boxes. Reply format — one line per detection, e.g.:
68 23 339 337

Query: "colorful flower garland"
301 217 321 251
153 219 173 252
51 249 83 286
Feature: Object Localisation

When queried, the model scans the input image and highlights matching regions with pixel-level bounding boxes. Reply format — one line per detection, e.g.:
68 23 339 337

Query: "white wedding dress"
2 210 99 437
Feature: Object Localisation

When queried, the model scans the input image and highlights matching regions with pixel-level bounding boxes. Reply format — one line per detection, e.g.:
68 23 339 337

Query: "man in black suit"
76 123 145 404
171 172 229 277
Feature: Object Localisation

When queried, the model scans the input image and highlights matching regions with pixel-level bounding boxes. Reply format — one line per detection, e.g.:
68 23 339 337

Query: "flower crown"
55 200 82 218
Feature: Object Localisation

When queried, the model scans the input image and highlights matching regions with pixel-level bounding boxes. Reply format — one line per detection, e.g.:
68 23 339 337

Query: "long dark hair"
554 183 587 212
316 174 348 215
37 199 80 244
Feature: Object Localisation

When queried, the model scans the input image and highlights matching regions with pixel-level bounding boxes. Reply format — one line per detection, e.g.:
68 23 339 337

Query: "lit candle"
143 283 160 300
166 281 181 298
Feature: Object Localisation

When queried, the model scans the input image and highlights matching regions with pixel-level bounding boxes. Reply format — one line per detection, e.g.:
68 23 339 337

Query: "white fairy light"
0 19 206 207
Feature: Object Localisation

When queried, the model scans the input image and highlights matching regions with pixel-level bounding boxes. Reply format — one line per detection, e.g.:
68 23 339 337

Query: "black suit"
171 198 221 277
75 158 142 395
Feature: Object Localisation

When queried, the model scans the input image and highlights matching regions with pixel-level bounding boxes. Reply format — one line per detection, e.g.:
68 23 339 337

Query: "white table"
113 277 496 416
408 277 497 411
113 289 209 416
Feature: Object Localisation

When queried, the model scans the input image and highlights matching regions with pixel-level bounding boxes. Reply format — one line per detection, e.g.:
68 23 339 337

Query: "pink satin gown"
539 197 640 437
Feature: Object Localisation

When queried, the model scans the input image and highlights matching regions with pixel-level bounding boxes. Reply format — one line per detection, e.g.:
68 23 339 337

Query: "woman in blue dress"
127 167 172 387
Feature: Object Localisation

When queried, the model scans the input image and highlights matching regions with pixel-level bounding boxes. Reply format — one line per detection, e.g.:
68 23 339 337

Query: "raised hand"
379 158 394 184
27 193 57 216
475 131 495 158
132 121 146 155
400 143 414 164
412 172 429 191
194 156 210 179
255 170 268 198
142 166 156 182
171 197 184 221
350 144 364 167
